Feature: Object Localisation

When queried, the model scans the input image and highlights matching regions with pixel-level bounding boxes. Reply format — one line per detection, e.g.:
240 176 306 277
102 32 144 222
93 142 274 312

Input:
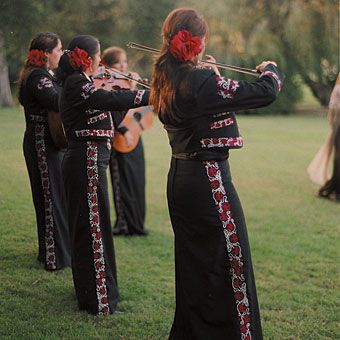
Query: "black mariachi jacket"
59 72 149 142
162 64 284 160
20 67 59 125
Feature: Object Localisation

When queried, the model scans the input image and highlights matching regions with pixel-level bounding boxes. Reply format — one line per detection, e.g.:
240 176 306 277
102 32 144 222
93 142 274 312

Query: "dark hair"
56 35 100 84
150 8 208 121
101 46 125 67
17 32 60 104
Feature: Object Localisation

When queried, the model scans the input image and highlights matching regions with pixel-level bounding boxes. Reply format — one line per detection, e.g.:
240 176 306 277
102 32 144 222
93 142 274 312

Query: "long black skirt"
23 123 71 270
109 138 146 235
62 140 119 315
167 157 262 340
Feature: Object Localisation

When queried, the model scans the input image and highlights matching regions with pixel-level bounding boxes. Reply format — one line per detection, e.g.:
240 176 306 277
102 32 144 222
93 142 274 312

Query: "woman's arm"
196 63 284 115
64 74 149 112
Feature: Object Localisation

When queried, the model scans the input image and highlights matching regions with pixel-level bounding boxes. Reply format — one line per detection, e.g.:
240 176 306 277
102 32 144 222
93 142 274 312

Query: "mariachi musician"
57 35 149 315
18 32 71 271
150 8 284 340
99 46 149 236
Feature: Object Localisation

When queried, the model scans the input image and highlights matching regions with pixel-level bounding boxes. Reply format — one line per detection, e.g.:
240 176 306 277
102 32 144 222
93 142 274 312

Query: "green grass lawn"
0 107 339 339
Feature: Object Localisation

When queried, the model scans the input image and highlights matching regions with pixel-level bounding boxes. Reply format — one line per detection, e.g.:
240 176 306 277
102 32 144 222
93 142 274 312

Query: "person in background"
318 73 340 201
150 8 284 340
101 46 148 236
18 32 71 271
57 35 149 315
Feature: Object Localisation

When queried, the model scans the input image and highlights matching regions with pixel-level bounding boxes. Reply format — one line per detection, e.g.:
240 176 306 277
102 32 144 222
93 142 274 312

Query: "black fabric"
162 64 283 155
167 159 262 340
59 72 149 314
62 141 119 314
20 67 70 270
109 138 146 235
161 65 283 339
20 68 59 124
23 127 71 269
59 72 149 142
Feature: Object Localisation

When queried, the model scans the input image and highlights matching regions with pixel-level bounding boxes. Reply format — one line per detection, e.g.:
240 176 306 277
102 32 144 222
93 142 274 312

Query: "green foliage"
0 107 339 339
1 0 339 110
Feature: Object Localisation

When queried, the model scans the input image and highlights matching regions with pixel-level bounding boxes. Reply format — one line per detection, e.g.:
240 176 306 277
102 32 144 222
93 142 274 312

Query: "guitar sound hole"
133 111 142 122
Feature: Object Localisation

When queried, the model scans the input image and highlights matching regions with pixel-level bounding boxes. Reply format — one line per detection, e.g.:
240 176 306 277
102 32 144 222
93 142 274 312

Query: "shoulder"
187 67 215 84
63 72 97 100
183 67 216 96
26 67 55 90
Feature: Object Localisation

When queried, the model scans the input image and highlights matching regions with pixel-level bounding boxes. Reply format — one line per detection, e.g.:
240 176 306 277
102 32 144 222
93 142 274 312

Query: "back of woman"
150 8 284 340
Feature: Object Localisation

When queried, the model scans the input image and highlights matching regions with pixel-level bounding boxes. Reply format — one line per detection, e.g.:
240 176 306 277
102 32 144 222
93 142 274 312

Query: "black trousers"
109 138 146 235
62 140 119 315
167 158 262 340
23 124 71 270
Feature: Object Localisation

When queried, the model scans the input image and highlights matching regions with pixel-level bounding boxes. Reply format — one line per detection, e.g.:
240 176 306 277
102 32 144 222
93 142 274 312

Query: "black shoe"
112 227 129 236
127 229 149 237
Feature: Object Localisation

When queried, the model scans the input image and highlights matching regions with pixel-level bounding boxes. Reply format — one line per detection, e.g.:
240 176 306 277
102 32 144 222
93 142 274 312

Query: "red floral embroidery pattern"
81 82 97 100
87 112 108 124
210 117 234 130
86 141 109 315
260 71 282 91
216 76 240 100
75 129 114 138
35 124 56 270
37 77 53 90
27 49 48 67
134 90 145 105
200 136 243 148
204 161 252 340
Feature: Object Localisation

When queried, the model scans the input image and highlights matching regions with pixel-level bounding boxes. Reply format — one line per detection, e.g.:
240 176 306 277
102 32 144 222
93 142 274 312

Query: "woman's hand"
201 55 221 76
256 61 278 73
128 71 141 90
123 130 134 147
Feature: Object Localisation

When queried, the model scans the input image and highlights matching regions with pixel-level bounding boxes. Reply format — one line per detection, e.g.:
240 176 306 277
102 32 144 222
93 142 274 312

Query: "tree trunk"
0 32 14 107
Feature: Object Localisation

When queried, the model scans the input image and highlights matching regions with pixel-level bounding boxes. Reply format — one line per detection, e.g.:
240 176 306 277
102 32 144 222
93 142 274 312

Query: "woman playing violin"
150 8 284 340
57 35 149 315
101 46 148 236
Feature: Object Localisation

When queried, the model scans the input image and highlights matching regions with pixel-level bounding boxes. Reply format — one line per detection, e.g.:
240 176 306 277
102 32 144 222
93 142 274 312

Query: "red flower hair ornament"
69 47 92 71
169 29 202 62
27 49 48 67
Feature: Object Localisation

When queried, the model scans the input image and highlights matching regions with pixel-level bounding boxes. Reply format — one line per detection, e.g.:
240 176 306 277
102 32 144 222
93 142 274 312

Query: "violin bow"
127 42 259 77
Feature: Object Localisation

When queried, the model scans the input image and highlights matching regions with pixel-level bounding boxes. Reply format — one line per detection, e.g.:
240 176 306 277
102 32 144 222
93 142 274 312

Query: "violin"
93 65 131 91
93 65 154 153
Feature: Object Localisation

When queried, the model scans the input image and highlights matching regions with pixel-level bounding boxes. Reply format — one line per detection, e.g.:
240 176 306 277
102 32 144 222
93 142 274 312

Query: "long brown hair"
17 32 60 104
149 8 208 122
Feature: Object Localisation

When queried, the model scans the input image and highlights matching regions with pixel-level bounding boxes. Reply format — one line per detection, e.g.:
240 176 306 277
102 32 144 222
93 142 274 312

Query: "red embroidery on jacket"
87 112 108 124
216 76 239 99
260 71 282 91
86 141 109 315
134 90 145 104
204 161 252 340
81 82 97 100
210 117 234 130
75 129 114 138
37 77 53 90
35 124 56 270
200 136 243 148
